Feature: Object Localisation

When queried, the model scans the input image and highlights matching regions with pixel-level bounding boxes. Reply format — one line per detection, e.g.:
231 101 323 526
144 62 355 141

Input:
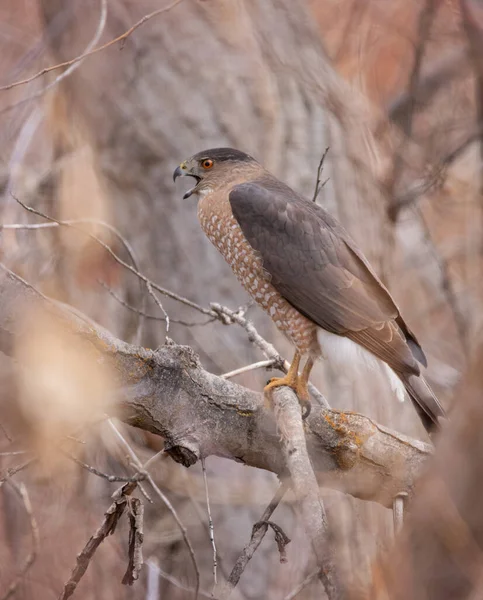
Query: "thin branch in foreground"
0 459 36 487
1 481 40 600
59 481 137 600
1 218 147 343
221 359 279 380
99 280 215 327
12 194 212 318
217 481 289 600
271 387 341 600
386 0 440 200
147 560 214 600
61 448 142 483
0 0 184 92
283 568 320 600
201 457 217 590
107 419 200 600
312 147 330 202
0 0 108 117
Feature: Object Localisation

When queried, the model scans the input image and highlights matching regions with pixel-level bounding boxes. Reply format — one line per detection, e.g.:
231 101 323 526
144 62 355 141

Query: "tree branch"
0 265 431 511
272 387 341 599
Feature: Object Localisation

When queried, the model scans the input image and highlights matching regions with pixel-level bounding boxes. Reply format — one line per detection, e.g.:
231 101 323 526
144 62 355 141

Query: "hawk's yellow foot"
264 352 312 418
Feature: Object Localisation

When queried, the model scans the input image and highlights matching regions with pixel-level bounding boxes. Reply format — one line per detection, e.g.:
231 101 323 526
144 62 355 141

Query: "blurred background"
0 0 482 598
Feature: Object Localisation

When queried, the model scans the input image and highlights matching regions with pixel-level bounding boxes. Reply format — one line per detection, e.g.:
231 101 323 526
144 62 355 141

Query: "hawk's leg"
296 357 314 419
265 351 312 418
264 350 301 395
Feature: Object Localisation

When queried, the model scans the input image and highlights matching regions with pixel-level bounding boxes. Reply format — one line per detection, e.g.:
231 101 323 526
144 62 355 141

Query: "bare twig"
387 0 440 204
150 561 214 600
12 194 212 317
283 568 321 600
142 449 165 472
271 387 341 600
390 127 483 217
107 419 200 600
61 448 142 483
98 280 215 327
217 481 289 599
59 481 137 600
460 0 483 195
312 147 330 202
210 304 330 408
221 359 279 379
393 492 408 535
254 520 290 563
1 481 40 600
201 457 217 589
146 280 169 334
1 216 147 343
0 0 184 91
122 497 144 585
416 205 468 355
0 0 108 117
0 459 35 487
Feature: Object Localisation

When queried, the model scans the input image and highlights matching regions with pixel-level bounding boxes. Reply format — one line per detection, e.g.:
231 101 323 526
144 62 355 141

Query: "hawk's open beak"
173 165 184 182
173 164 201 199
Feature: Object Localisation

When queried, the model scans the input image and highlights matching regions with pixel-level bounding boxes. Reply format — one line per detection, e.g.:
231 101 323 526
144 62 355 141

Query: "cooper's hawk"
173 148 446 433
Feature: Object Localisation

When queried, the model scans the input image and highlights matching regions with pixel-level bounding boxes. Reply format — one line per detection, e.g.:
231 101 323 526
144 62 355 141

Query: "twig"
150 562 214 599
393 492 408 535
0 0 183 92
283 568 320 600
0 458 35 487
12 194 212 317
387 0 440 203
0 422 13 442
221 359 279 379
210 304 330 407
415 204 468 356
61 448 142 483
107 419 200 600
146 280 169 334
98 280 215 327
142 449 165 472
0 451 27 456
1 481 40 600
122 497 144 585
217 481 289 599
390 126 483 218
460 0 483 194
312 147 330 202
271 387 341 600
1 217 147 343
59 481 137 600
0 0 108 117
254 520 290 563
201 457 217 589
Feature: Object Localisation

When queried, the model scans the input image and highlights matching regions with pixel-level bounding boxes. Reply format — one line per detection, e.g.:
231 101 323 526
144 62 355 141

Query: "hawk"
173 148 446 433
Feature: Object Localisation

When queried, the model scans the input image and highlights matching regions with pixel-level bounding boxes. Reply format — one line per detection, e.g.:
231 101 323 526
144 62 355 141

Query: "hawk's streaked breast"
198 191 319 355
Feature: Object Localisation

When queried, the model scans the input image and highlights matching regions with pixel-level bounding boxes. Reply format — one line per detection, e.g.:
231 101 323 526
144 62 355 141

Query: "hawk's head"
173 147 258 199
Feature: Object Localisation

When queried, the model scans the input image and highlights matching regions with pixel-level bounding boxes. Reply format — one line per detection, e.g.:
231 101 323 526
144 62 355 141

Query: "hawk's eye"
202 159 214 169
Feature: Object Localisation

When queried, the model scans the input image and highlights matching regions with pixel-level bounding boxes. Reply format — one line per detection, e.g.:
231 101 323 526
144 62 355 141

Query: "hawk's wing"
229 177 425 375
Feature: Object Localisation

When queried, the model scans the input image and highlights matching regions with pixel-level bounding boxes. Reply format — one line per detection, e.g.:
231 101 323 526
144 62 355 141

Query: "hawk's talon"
301 401 312 420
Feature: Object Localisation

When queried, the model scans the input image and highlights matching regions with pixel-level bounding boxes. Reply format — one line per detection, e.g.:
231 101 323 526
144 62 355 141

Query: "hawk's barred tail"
400 373 446 434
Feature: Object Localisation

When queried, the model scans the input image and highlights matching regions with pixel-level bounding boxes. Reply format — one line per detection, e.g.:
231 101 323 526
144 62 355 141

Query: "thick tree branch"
0 265 431 509
272 387 341 599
